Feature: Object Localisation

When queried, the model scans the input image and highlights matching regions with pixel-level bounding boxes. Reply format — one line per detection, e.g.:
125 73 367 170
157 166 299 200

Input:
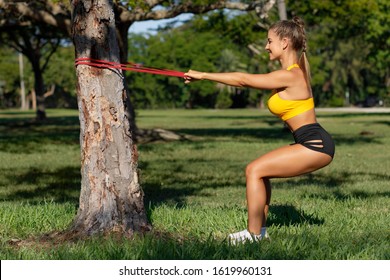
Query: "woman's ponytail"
292 16 312 91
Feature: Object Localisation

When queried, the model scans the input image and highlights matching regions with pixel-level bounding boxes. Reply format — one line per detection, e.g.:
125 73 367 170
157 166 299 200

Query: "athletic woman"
184 16 335 244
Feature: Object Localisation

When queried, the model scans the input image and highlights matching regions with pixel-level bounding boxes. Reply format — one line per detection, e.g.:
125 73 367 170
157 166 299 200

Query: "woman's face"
265 29 284 61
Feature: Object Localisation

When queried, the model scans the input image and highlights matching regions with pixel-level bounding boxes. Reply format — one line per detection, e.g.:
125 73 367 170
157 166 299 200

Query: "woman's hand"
184 70 205 84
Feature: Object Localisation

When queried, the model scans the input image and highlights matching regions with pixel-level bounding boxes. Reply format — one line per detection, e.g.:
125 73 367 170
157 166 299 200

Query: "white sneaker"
228 229 263 245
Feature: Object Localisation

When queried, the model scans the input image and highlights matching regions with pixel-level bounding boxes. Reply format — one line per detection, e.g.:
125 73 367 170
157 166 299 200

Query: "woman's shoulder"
269 68 303 88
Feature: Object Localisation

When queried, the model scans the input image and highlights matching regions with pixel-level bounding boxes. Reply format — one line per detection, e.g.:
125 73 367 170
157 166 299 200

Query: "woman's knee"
246 161 264 179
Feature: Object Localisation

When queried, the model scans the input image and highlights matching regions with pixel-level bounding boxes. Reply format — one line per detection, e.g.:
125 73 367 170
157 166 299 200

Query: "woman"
184 16 335 244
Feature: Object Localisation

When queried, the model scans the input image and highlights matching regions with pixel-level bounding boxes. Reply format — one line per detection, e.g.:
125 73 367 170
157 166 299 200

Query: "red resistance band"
75 57 185 78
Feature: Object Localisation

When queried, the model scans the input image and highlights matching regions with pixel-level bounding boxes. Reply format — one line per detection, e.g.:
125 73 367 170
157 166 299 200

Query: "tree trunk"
277 0 287 20
116 21 139 140
70 0 151 236
30 55 46 120
18 52 27 110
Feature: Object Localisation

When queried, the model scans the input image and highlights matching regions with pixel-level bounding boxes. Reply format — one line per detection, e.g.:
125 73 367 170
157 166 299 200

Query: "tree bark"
277 0 287 20
30 56 46 120
70 0 151 236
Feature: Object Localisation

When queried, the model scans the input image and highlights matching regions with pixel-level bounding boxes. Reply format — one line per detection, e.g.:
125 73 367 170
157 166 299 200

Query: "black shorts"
292 123 335 158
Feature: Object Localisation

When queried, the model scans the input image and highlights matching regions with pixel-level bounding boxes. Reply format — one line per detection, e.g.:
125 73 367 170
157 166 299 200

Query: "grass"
0 108 389 259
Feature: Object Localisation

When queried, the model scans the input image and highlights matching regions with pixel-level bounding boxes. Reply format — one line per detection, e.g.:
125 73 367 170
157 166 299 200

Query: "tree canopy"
0 0 389 110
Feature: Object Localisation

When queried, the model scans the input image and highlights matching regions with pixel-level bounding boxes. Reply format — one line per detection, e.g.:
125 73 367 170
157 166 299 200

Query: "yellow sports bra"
267 64 314 121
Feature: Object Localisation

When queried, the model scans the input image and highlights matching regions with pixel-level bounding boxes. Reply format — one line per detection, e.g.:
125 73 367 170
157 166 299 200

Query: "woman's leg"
263 178 271 228
245 144 332 235
246 177 271 235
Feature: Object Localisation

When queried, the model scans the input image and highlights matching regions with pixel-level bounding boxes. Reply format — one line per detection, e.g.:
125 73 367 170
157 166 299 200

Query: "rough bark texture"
71 0 151 236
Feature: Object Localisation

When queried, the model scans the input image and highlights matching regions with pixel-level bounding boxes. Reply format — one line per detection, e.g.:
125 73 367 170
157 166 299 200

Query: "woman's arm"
184 69 296 90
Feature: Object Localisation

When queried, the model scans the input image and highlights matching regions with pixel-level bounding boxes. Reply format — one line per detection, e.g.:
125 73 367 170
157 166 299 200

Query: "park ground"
0 107 389 259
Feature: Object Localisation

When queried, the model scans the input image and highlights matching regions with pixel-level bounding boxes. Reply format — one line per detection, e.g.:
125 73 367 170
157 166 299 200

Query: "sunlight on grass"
0 108 389 259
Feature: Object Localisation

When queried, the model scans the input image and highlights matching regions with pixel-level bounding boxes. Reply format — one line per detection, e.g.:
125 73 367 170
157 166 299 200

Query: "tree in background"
0 0 71 118
126 7 279 109
43 45 78 109
152 0 387 108
127 24 244 109
0 0 275 136
288 0 389 106
0 47 26 108
0 21 67 119
1 0 388 110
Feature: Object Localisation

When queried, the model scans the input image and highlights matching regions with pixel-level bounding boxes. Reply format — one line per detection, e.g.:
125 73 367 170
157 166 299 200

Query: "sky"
128 9 245 34
128 13 193 34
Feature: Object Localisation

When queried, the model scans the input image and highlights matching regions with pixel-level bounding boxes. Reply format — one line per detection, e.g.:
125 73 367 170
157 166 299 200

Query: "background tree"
1 0 388 110
43 44 78 109
0 0 71 118
288 0 389 106
0 22 66 119
127 25 243 109
0 47 26 108
126 8 274 109
114 0 276 137
0 0 275 130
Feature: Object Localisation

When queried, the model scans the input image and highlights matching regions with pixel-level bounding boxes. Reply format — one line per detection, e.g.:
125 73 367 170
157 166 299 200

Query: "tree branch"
41 38 61 73
118 0 275 24
0 0 71 35
43 84 56 98
1 1 275 34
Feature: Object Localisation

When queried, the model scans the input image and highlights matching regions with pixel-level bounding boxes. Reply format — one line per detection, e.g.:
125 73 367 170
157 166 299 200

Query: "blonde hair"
269 16 311 87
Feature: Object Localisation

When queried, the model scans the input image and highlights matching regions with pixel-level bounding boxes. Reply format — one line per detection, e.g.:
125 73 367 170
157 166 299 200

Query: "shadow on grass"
268 204 324 226
143 182 209 208
1 166 81 204
2 111 389 260
142 167 390 210
177 127 385 145
177 127 292 141
275 171 390 190
0 116 80 154
374 120 390 126
304 189 390 200
333 133 384 145
316 112 390 118
0 115 79 126
1 112 386 155
5 224 387 260
0 229 320 260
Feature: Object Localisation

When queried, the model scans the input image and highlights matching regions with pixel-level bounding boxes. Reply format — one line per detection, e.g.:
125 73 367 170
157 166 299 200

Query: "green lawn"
0 108 389 259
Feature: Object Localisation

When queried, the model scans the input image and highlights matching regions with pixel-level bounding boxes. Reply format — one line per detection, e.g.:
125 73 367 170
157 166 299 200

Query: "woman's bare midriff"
284 109 317 131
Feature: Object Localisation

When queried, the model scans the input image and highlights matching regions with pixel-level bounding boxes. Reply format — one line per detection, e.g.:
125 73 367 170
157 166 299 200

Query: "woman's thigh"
247 144 332 179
